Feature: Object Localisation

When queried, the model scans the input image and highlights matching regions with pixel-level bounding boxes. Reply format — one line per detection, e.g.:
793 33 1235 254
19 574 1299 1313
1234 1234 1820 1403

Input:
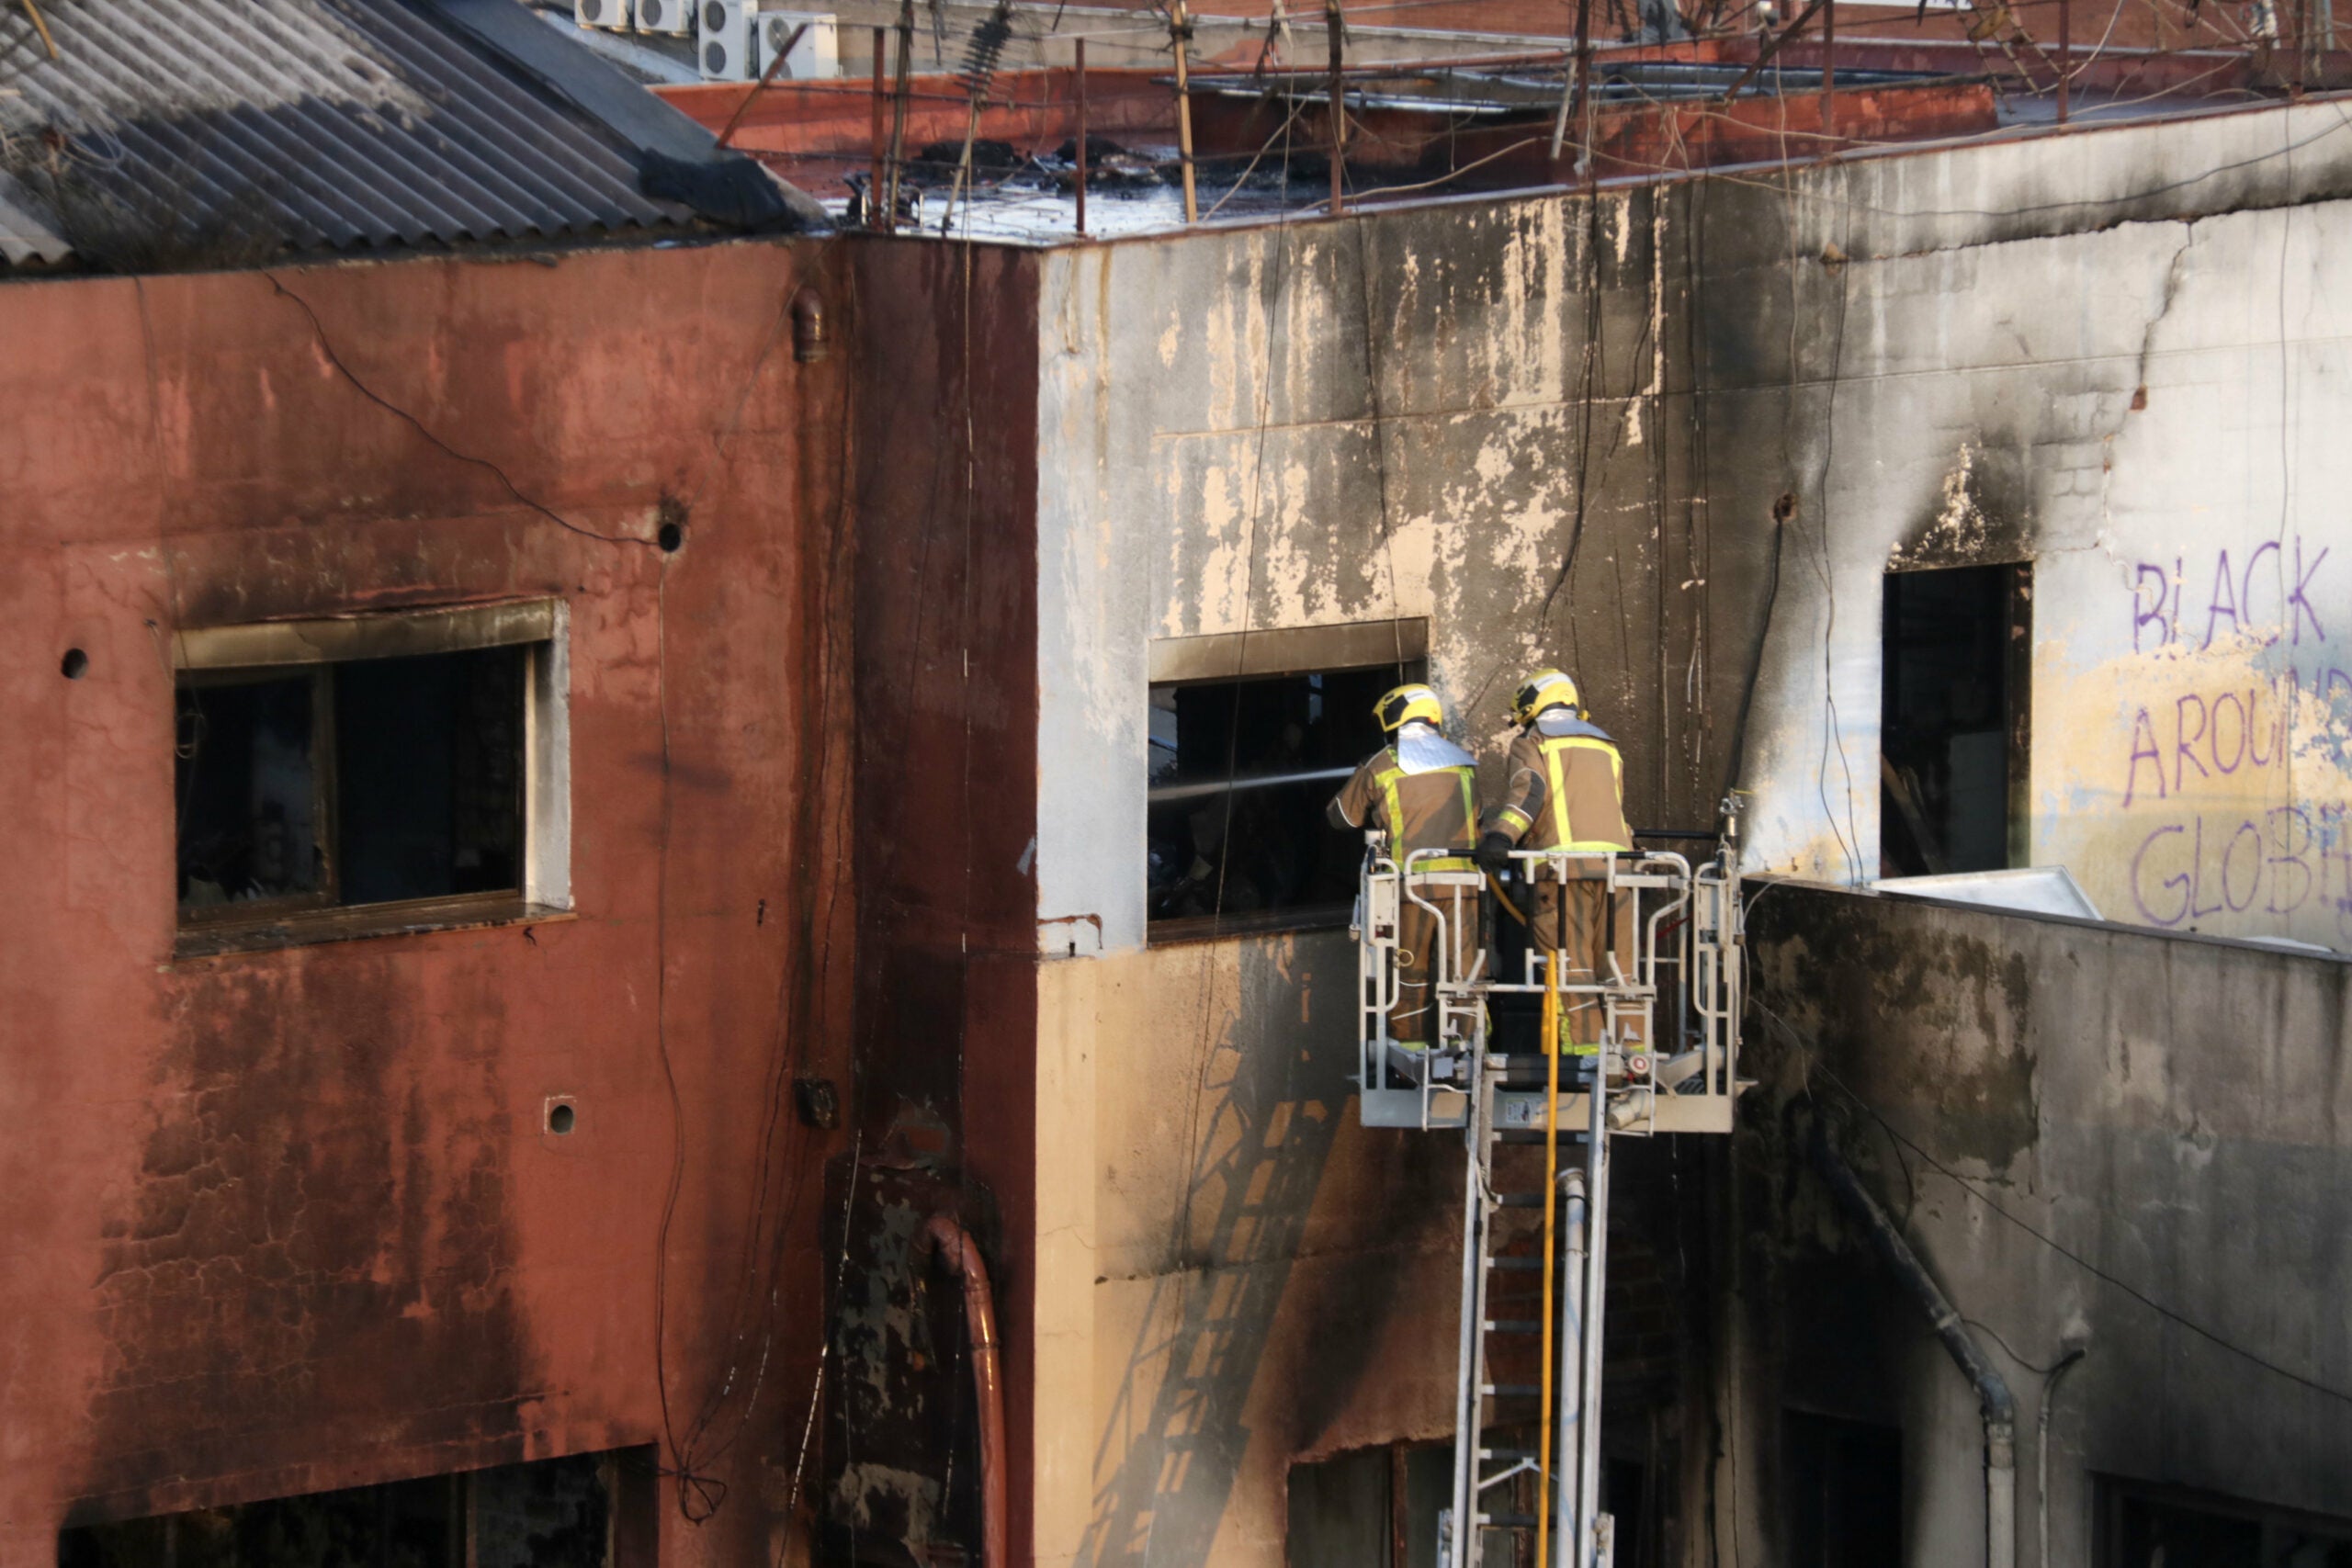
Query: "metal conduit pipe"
920 1213 1009 1568
1550 1168 1589 1566
1810 1122 2016 1568
2038 1349 2085 1568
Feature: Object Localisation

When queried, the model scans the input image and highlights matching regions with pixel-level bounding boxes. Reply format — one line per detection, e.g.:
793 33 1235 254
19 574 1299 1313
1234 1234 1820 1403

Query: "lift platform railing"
1352 839 1488 1128
1354 815 1744 1135
1351 804 1745 1568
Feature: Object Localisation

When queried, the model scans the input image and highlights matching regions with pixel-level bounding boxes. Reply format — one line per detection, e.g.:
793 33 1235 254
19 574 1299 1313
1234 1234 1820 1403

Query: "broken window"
57 1449 653 1568
1147 663 1413 933
1880 563 2030 877
1781 1410 1902 1567
173 602 568 951
2096 1476 2352 1566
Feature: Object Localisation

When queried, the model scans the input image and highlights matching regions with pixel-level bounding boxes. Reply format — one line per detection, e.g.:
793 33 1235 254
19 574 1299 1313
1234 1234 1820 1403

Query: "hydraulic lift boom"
1354 803 1747 1568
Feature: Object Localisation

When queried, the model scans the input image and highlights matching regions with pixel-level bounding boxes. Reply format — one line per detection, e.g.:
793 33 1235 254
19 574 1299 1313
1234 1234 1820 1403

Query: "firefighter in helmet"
1329 682 1479 1052
1476 670 1638 1056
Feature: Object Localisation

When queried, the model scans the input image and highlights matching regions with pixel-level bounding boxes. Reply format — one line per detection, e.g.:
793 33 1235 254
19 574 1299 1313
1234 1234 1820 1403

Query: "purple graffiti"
2129 805 2352 928
2294 537 2330 645
2130 535 2331 651
2121 681 2294 805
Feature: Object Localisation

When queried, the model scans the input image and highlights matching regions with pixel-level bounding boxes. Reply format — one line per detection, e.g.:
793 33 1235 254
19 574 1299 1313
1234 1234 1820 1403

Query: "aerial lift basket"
1351 802 1747 1568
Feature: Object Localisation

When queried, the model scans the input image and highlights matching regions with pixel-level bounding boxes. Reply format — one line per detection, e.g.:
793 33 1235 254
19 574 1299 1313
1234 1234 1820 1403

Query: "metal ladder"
1444 970 1614 1568
1353 802 1747 1568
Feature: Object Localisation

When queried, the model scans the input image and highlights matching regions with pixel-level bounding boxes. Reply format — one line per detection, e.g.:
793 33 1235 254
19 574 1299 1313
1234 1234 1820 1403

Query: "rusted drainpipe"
921 1213 1008 1568
1812 1121 2016 1568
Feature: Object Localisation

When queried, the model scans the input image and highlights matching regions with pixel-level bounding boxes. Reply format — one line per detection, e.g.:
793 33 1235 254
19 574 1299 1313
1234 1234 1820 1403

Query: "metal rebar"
1721 0 1828 105
1171 0 1200 221
1820 0 1836 141
2056 0 2070 124
1076 38 1090 236
871 28 888 227
715 28 798 151
884 0 914 225
1327 0 1349 212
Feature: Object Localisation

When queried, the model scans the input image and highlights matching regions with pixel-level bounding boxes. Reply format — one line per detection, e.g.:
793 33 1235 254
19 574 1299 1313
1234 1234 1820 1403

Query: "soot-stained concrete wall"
1043 95 2352 957
1707 99 2352 949
1035 192 1743 961
1056 932 1465 1568
0 241 854 1568
1020 91 2352 1568
1746 882 2352 1565
842 236 1044 1568
1027 186 1737 1568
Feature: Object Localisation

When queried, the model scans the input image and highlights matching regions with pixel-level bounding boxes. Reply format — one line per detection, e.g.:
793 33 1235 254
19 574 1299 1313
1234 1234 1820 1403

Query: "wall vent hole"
548 1102 576 1135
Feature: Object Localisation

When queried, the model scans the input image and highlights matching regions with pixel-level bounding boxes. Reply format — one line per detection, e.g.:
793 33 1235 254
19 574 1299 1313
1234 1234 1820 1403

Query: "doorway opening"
1880 562 2031 877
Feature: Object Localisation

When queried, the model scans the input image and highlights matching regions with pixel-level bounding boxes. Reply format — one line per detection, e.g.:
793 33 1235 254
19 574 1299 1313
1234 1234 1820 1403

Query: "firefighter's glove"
1476 832 1516 875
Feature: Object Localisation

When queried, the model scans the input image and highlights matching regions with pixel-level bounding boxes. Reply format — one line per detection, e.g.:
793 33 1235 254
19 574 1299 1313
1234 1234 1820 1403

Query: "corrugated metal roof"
0 0 699 270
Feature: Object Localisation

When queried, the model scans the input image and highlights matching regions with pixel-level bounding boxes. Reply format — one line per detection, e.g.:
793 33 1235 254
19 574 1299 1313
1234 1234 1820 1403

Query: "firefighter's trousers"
1390 878 1477 1048
1530 861 1639 1054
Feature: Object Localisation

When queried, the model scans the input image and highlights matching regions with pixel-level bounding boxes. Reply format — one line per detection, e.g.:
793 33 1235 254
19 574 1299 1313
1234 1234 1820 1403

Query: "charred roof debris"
6 0 2352 1565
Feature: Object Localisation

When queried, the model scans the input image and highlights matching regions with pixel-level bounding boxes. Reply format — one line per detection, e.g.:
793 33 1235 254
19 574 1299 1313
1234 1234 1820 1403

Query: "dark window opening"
2097 1476 2352 1568
58 1449 655 1568
1284 1441 1648 1568
1148 663 1414 933
1285 1441 1451 1568
1782 1409 1902 1568
1880 562 2030 878
177 646 527 922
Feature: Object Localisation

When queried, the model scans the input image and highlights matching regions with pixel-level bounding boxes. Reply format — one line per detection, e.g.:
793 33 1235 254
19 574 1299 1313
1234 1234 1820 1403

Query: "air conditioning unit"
574 0 631 28
635 0 692 32
756 10 839 78
698 0 760 79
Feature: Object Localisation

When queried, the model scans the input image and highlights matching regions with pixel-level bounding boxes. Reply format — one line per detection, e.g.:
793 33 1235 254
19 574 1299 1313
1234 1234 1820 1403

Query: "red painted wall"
0 239 855 1568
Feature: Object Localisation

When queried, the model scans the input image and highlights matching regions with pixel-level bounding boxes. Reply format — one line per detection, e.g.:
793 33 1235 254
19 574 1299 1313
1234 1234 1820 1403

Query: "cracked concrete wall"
0 241 855 1568
1035 192 1735 963
1021 91 2352 1568
1028 186 1731 1568
1747 885 2352 1564
1722 99 2352 948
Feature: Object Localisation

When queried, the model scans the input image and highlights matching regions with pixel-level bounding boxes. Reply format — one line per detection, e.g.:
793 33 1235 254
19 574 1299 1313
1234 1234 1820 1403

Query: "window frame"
1145 620 1429 945
1877 560 2033 877
171 600 571 958
2093 1473 2352 1567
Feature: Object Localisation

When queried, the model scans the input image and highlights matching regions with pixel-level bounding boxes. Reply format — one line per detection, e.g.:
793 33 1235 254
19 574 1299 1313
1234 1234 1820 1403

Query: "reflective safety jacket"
1487 712 1633 853
1328 727 1478 872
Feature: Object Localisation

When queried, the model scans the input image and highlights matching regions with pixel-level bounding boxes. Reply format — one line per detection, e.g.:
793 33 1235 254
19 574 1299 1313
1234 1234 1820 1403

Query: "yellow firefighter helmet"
1510 669 1579 727
1374 682 1445 734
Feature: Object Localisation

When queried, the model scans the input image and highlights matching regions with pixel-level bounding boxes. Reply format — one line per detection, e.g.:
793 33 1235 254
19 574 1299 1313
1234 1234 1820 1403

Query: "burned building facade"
0 236 857 1564
906 88 2352 1568
9 5 2352 1566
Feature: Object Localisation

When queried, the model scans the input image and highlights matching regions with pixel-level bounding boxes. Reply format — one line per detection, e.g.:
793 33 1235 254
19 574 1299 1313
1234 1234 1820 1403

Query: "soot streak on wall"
0 239 856 1568
1747 884 2352 1565
1022 93 2352 1568
842 235 1043 1568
